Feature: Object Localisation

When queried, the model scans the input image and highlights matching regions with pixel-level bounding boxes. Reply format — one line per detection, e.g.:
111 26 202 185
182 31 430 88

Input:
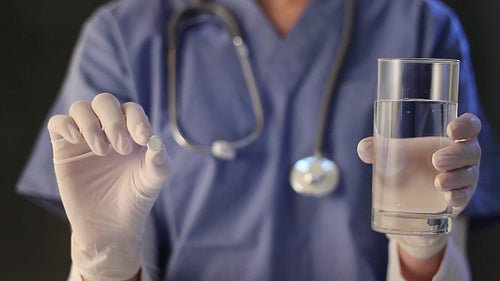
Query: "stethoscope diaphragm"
289 156 340 196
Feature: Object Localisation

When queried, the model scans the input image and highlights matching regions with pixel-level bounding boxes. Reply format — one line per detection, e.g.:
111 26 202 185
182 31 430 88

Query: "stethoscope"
167 0 355 196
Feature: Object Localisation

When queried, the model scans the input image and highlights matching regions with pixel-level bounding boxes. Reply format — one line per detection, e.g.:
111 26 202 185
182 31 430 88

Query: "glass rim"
377 58 460 64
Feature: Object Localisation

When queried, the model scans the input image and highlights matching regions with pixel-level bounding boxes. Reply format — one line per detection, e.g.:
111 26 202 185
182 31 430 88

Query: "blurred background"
1 0 499 280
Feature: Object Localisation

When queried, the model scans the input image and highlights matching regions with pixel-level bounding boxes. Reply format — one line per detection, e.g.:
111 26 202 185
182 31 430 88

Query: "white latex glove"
47 93 171 281
357 113 482 258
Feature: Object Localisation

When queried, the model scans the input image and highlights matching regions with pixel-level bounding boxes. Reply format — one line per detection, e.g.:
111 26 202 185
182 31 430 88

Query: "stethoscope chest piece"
290 156 340 196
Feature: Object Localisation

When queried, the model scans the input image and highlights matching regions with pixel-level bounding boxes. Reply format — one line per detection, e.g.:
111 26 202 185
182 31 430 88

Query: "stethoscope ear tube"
166 2 264 159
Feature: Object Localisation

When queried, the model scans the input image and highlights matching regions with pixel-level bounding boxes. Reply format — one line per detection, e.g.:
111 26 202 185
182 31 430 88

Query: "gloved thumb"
138 135 171 200
357 137 374 164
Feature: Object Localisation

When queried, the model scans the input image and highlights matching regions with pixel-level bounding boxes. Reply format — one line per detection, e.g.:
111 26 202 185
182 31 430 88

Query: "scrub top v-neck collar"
217 0 345 93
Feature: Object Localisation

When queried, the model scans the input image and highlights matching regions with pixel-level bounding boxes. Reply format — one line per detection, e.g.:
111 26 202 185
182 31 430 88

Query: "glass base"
372 208 452 235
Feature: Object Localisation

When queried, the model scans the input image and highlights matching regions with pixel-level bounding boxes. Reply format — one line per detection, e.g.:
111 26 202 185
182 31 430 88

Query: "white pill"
147 135 163 151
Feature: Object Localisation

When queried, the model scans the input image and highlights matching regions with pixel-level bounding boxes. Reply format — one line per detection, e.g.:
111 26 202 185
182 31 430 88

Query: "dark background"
1 0 499 280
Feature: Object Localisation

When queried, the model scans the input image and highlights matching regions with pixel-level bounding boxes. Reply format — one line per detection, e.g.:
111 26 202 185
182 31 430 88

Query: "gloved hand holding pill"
47 93 171 281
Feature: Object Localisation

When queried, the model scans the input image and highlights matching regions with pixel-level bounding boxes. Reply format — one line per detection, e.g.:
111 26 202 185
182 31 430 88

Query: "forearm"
398 245 445 281
387 216 471 281
69 263 143 281
81 272 140 281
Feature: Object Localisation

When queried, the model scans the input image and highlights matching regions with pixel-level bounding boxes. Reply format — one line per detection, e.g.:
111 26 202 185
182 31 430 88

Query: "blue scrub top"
17 0 500 280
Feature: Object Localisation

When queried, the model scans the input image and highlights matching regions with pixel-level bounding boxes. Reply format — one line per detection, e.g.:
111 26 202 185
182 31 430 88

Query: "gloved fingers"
48 114 94 162
435 164 479 208
69 100 109 156
447 113 482 141
91 93 132 155
122 102 152 146
444 184 476 208
357 137 374 164
432 139 481 172
136 136 171 200
434 165 479 192
47 114 83 143
430 113 481 208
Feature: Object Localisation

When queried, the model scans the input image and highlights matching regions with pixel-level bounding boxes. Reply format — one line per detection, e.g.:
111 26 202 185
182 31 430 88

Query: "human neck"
255 0 312 37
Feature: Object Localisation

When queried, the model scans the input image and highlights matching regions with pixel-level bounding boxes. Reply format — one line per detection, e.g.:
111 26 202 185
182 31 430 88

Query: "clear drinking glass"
372 58 460 235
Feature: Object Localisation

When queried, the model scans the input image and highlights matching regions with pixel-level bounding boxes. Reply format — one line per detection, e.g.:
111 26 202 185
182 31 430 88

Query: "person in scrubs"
17 0 500 280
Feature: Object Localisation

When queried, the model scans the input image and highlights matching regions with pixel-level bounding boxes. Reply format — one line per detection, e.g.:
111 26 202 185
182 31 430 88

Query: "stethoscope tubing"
166 0 355 195
167 2 264 155
312 0 354 158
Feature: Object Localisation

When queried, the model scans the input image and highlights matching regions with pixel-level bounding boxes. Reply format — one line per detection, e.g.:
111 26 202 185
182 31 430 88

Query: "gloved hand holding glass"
47 93 171 281
358 58 481 258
